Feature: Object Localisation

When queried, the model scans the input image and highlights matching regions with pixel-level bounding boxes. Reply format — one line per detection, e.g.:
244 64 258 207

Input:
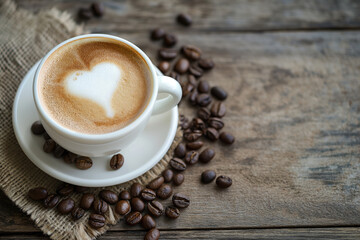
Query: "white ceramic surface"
12 62 179 187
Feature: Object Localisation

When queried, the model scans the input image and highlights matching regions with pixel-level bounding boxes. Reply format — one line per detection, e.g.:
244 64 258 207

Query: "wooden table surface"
1 0 360 239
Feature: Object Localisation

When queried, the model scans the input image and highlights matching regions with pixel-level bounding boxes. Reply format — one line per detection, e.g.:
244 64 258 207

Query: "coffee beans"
142 214 156 230
130 183 144 198
151 28 165 40
199 148 215 163
131 197 145 212
211 102 226 118
174 58 190 74
186 141 203 150
80 193 95 210
183 130 202 142
156 184 173 199
182 45 201 60
115 200 131 215
163 33 177 47
43 194 60 208
148 176 164 190
198 108 211 121
208 117 224 130
147 200 164 217
189 65 204 78
174 143 186 158
201 170 216 183
220 132 235 145
198 58 215 70
100 190 118 204
172 193 190 208
191 118 206 131
57 183 74 196
119 190 131 200
126 211 142 225
93 198 108 214
211 86 227 100
184 151 199 165
197 94 212 107
145 228 160 240
28 187 48 201
189 91 198 105
31 121 45 135
90 2 105 17
162 169 174 183
71 207 85 220
165 206 180 219
216 175 232 188
57 198 75 214
158 61 170 74
205 127 219 141
110 154 124 170
78 8 92 20
173 173 184 186
177 13 192 26
75 156 93 170
158 48 177 60
141 188 156 201
63 152 77 164
89 213 105 229
169 158 186 171
54 145 66 158
198 80 210 93
43 139 56 153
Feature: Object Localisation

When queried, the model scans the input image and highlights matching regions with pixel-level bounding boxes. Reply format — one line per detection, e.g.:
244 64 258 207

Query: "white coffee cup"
33 34 182 157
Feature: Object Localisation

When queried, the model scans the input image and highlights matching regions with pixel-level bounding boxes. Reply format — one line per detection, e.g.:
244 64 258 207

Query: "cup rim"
33 34 158 144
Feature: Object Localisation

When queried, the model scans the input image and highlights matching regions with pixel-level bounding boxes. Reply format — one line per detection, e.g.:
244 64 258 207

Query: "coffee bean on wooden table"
145 228 160 240
115 200 131 215
216 175 233 188
197 93 212 107
173 173 184 186
75 156 93 170
91 2 104 17
211 86 227 100
31 121 45 135
126 211 143 225
184 151 199 165
74 185 89 193
131 197 145 212
158 61 170 74
156 184 173 200
182 82 194 97
182 45 201 60
201 170 216 184
162 169 174 183
63 152 77 164
93 198 108 214
148 176 164 190
158 48 177 60
28 187 47 201
189 91 198 105
80 193 95 209
211 102 226 118
191 118 206 131
163 33 177 47
205 127 220 141
130 183 144 197
141 188 156 201
198 80 210 93
174 142 186 158
199 148 215 163
89 213 105 229
147 200 164 217
43 139 56 153
197 108 211 121
43 194 60 208
71 207 85 220
119 190 131 200
189 65 204 78
165 206 180 219
198 58 215 70
151 28 165 40
208 117 224 130
188 74 198 86
177 13 192 26
100 190 118 204
53 145 67 158
57 198 75 214
169 158 186 171
174 58 190 74
56 183 74 196
172 193 190 208
220 132 235 145
142 214 156 230
186 141 203 150
109 153 124 170
78 8 92 20
183 130 202 142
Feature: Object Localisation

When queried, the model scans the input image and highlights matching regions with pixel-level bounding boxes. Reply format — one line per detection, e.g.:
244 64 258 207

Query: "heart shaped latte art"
64 63 122 118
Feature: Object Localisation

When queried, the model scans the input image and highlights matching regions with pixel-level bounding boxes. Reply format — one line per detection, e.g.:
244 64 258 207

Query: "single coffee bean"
208 117 224 130
91 2 105 17
56 183 74 196
184 151 199 165
196 94 212 107
110 153 124 170
163 33 177 47
199 148 215 163
197 80 210 93
130 183 144 198
63 152 77 164
220 132 235 145
147 200 164 217
119 190 131 200
43 194 60 208
71 207 85 220
182 82 194 97
57 198 75 214
75 156 93 170
74 185 89 193
126 211 142 225
181 120 191 130
186 141 203 150
189 65 203 78
162 169 174 183
89 213 105 229
169 158 186 171
191 118 206 131
53 144 66 158
216 175 233 188
141 188 156 201
165 206 180 219
197 108 211 121
201 170 216 183
189 90 198 105
131 197 145 212
174 58 190 74
172 193 190 208
158 61 170 74
174 143 186 158
211 86 227 100
168 71 180 81
182 45 201 60
31 121 45 135
142 214 156 230
173 173 184 186
43 139 56 153
211 102 226 118
188 74 198 86
151 28 165 40
156 184 173 200
177 13 192 26
205 127 219 141
158 48 177 60
100 190 118 204
198 58 215 70
115 200 131 215
148 176 164 190
93 198 108 214
183 130 202 142
145 228 160 240
80 193 95 210
78 8 92 20
28 187 48 201
43 132 51 140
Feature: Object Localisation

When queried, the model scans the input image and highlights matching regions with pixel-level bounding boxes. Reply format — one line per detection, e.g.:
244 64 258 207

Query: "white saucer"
12 62 178 187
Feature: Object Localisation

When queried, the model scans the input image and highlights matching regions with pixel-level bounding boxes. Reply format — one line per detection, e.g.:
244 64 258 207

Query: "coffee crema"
38 37 152 134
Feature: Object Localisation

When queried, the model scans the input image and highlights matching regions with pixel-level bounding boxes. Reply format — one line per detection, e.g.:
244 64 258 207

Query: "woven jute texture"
0 1 181 239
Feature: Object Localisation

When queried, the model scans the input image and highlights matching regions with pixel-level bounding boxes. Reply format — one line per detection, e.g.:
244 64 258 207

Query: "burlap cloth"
0 1 181 239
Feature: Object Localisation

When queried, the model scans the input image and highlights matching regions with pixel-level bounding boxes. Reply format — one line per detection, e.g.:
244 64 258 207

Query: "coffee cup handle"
152 76 182 115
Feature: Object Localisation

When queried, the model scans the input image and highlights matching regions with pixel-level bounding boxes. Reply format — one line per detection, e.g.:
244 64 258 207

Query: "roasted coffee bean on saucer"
31 121 45 135
110 153 124 170
75 156 93 170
